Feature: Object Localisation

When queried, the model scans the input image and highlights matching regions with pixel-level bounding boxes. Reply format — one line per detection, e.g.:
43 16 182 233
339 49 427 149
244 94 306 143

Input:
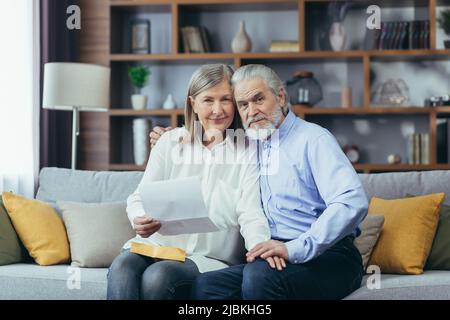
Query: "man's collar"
260 109 295 149
277 109 296 142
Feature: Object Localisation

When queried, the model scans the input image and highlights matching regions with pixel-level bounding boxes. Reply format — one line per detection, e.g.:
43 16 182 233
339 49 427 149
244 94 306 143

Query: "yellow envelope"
130 242 186 262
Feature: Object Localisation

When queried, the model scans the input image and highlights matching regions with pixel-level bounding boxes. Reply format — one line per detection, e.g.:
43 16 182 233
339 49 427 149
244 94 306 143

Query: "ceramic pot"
231 21 252 53
329 22 347 52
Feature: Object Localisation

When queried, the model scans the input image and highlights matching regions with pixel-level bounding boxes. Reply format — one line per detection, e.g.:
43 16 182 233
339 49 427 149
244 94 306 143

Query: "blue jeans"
107 250 200 300
192 236 364 300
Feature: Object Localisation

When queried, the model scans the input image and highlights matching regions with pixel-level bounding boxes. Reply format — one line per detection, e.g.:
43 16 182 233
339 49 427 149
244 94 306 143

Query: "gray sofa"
1 167 450 300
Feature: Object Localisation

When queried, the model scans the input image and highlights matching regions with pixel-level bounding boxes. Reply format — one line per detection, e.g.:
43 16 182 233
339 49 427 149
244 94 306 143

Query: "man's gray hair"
231 64 291 115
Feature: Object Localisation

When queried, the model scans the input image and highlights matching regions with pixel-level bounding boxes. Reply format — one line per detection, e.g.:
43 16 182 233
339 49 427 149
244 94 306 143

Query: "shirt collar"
277 110 296 143
194 132 233 151
261 110 296 149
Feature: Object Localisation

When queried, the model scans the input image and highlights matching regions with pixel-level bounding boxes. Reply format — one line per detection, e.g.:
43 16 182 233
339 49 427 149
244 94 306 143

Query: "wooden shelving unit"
110 49 450 61
78 0 450 172
292 105 450 115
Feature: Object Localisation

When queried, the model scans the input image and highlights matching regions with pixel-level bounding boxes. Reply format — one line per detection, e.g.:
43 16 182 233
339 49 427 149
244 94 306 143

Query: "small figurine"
387 154 401 164
163 94 177 109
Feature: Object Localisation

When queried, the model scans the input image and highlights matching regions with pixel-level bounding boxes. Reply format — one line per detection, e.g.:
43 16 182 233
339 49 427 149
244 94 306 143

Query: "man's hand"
264 256 287 271
247 240 289 270
133 216 161 238
149 126 172 148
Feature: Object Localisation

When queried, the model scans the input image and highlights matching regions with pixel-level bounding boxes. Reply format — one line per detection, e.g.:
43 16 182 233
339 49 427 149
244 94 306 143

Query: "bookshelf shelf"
110 49 450 63
293 106 439 115
77 0 450 172
109 163 147 171
354 163 450 173
111 0 296 6
110 53 238 61
110 0 431 6
109 108 184 116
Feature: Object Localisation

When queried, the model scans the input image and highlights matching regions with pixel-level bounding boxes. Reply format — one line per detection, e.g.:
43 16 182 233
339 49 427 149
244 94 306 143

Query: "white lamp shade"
43 62 110 111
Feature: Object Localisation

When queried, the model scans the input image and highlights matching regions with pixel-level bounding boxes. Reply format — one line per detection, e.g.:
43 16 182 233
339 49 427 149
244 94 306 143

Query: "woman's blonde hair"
183 64 241 143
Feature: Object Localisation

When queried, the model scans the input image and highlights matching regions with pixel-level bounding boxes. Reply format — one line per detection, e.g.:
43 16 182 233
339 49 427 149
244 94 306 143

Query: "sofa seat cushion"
345 271 450 300
0 264 107 300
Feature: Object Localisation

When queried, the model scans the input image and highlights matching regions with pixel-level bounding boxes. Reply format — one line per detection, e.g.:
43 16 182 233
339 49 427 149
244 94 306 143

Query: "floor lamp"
43 63 110 170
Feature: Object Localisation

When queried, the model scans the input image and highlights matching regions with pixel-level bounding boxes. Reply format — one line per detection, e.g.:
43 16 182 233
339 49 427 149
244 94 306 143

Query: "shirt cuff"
126 205 146 227
285 235 312 264
245 233 270 251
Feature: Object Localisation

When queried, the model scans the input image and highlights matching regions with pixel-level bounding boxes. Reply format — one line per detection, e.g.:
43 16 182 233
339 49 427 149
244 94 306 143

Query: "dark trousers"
192 236 364 300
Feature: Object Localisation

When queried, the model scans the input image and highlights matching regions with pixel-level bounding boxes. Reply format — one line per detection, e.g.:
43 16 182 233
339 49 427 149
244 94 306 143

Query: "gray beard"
244 105 283 141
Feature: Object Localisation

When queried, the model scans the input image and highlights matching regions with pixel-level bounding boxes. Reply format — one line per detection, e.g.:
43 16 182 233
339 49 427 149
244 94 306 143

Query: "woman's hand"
133 216 161 238
149 126 172 148
247 240 289 261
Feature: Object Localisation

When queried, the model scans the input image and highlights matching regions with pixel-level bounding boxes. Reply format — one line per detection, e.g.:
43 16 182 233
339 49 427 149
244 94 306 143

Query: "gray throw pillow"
0 197 22 265
354 215 385 270
57 201 135 267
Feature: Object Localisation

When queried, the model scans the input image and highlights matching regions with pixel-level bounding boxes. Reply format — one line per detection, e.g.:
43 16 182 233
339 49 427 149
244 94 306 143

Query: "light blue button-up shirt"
258 110 368 264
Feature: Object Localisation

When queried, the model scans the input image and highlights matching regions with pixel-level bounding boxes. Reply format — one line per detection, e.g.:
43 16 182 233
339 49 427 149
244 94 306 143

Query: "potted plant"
327 2 353 51
438 9 450 48
128 65 151 110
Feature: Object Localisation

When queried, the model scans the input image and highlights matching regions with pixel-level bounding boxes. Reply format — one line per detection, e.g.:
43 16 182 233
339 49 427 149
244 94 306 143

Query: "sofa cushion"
425 203 450 270
2 192 70 266
358 171 450 204
0 264 107 300
345 271 450 300
406 194 450 270
0 197 22 265
58 201 135 267
354 215 384 270
367 193 444 274
36 167 143 204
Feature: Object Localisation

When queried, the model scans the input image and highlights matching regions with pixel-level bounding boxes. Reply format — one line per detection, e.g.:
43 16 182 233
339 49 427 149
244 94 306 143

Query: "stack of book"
269 40 299 52
437 119 450 163
407 133 430 165
180 26 211 53
367 20 430 50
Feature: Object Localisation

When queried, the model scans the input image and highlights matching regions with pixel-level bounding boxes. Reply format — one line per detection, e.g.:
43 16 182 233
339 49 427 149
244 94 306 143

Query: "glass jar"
286 71 323 107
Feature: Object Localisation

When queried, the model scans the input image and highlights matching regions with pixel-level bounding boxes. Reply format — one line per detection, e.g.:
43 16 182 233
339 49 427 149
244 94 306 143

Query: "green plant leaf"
438 9 450 35
128 65 151 90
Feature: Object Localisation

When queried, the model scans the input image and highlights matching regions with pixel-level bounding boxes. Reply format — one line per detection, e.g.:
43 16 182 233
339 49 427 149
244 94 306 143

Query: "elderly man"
150 64 368 300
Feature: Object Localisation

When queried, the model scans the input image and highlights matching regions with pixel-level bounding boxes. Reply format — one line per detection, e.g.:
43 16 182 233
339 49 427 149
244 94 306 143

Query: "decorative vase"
231 21 252 53
285 71 323 107
131 94 148 110
163 94 177 109
132 119 151 165
329 22 347 51
373 79 410 106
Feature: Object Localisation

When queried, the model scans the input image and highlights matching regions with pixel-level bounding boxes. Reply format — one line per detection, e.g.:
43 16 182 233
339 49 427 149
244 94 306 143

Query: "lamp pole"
71 106 80 170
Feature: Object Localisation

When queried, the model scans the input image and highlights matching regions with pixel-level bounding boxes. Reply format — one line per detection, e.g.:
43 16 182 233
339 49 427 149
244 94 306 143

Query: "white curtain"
0 0 40 198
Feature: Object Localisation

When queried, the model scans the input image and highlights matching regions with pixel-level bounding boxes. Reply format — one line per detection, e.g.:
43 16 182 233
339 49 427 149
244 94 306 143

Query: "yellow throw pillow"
2 192 70 265
367 192 444 274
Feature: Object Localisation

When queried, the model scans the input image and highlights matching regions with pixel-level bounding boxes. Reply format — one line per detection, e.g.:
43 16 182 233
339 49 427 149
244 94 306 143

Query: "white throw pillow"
57 201 135 267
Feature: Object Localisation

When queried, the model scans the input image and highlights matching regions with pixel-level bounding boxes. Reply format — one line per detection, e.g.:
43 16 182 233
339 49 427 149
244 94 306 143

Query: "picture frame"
130 19 151 54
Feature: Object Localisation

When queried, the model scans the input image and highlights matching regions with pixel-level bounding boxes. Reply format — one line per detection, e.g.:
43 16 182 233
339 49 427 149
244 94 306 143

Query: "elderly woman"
107 64 271 300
